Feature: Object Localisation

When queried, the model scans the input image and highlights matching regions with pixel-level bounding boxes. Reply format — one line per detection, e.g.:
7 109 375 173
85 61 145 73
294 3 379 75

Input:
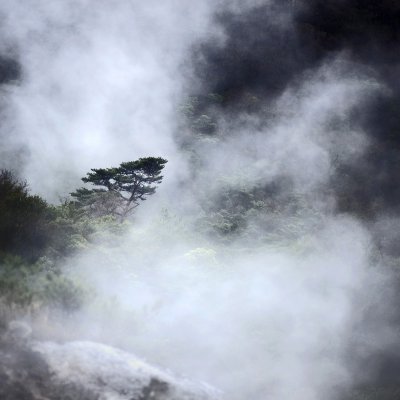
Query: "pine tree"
71 157 167 220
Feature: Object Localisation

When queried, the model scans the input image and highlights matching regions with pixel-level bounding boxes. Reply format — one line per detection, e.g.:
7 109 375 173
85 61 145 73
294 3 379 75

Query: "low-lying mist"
45 68 393 400
53 214 384 400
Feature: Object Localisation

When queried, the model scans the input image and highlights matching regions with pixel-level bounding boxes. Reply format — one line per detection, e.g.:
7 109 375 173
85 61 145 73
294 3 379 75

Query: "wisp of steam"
0 1 398 400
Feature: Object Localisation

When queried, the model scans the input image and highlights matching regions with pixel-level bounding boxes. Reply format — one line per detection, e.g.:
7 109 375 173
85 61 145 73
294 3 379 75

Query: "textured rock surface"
0 323 218 400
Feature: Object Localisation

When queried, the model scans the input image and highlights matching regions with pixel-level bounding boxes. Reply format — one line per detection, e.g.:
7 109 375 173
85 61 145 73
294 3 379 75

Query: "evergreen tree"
71 157 167 219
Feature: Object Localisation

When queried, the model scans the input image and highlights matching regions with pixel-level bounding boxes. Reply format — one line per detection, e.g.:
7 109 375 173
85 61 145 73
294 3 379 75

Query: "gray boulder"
0 323 218 400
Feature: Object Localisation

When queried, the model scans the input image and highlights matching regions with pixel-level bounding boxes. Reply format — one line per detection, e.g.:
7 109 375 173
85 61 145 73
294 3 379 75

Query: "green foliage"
71 157 168 219
179 94 221 136
41 272 87 312
0 170 128 320
0 254 86 313
48 200 129 256
197 177 322 250
0 170 55 261
0 171 121 261
191 114 217 135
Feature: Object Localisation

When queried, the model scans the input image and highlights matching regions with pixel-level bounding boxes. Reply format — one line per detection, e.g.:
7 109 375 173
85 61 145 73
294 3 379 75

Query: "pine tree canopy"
71 157 167 219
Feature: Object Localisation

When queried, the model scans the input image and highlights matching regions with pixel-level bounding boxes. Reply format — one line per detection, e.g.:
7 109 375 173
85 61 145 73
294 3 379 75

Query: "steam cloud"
0 1 399 400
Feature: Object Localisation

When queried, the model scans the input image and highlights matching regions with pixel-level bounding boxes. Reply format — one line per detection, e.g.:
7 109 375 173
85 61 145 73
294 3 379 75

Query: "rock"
0 338 219 400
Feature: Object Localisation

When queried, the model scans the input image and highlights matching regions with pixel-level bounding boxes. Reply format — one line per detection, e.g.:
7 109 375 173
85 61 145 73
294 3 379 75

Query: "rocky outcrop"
0 322 218 400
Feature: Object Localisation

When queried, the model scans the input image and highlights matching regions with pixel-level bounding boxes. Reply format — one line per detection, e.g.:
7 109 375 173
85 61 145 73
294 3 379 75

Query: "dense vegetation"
0 159 167 324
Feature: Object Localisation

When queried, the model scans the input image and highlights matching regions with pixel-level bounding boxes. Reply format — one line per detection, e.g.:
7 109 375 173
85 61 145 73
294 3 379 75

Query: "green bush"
0 254 86 313
0 170 55 261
